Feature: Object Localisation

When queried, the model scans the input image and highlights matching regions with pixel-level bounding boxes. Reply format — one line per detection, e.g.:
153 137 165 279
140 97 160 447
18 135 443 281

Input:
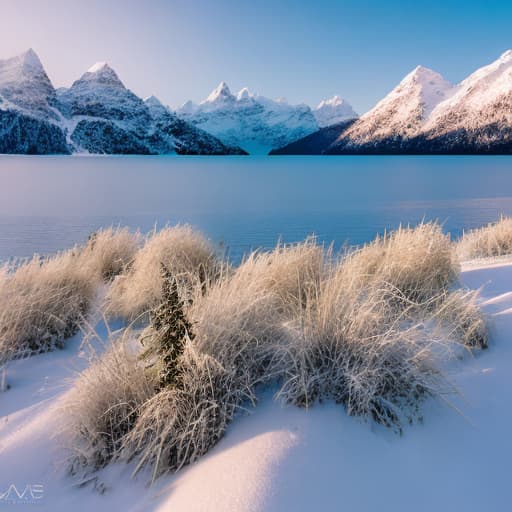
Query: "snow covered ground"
1 259 511 511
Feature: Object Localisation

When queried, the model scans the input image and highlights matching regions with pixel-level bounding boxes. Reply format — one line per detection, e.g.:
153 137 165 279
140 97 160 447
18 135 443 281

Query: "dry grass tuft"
64 334 158 474
78 227 141 281
457 216 512 260
121 341 254 480
0 251 96 365
231 238 325 315
189 255 290 384
105 226 219 321
0 227 141 367
276 272 444 430
340 222 458 305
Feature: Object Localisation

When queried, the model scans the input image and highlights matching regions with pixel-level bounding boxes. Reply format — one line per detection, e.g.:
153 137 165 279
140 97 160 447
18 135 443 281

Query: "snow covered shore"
0 257 511 511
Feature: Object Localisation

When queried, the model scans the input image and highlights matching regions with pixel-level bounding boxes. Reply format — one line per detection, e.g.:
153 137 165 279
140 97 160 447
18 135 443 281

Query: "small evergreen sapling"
141 265 194 389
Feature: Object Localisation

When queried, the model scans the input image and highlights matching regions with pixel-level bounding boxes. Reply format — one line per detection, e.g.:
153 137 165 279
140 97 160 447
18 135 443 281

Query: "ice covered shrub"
341 222 458 306
0 250 96 365
64 335 158 474
457 216 512 260
121 341 254 480
78 227 141 281
105 225 219 321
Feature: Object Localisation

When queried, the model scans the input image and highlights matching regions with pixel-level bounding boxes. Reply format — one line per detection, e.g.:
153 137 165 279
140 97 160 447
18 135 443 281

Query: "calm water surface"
1 155 512 262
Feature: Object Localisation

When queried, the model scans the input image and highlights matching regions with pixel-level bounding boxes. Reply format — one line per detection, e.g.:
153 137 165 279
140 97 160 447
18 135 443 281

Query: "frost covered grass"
105 225 219 321
276 281 441 428
64 222 489 480
189 255 291 384
78 226 141 282
232 238 326 315
340 222 458 305
64 332 158 474
0 227 143 368
272 224 476 428
0 251 96 366
0 218 489 480
122 341 255 480
275 275 486 429
457 216 512 260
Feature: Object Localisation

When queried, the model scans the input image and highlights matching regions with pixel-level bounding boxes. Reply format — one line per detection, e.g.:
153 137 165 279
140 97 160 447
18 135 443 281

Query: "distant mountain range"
0 50 245 155
273 50 512 155
2 48 512 155
176 82 357 154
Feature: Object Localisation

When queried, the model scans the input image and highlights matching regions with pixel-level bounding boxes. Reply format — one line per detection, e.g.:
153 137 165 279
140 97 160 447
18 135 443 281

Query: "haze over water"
2 155 512 262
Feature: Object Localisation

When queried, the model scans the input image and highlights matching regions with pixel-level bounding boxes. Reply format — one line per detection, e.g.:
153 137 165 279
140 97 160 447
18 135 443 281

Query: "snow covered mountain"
4 48 512 155
0 50 245 155
0 48 58 119
56 62 154 153
0 49 69 154
57 62 146 120
56 63 245 155
313 95 358 128
328 50 512 154
276 50 512 155
420 49 512 152
328 66 454 153
143 95 245 155
176 82 319 154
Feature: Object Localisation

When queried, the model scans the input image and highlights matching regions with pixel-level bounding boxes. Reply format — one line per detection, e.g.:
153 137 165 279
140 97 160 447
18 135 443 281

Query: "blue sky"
2 0 511 113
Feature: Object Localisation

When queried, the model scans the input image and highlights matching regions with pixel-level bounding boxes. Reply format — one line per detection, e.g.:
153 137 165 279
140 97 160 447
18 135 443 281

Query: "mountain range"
2 48 512 155
0 50 246 155
273 50 512 155
176 83 357 154
0 49 357 156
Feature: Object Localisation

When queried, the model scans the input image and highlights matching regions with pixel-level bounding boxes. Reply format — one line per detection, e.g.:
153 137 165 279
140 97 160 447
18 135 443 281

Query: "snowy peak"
316 95 344 109
328 65 454 148
402 65 440 82
177 84 319 153
364 65 452 124
87 61 109 73
144 94 170 119
393 65 452 95
0 48 48 87
56 60 146 123
458 49 512 90
203 81 235 104
178 99 198 115
425 49 512 133
12 48 43 69
0 48 56 117
314 95 358 127
237 87 255 101
144 95 164 108
13 48 45 73
393 65 453 116
76 61 125 89
22 48 40 62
